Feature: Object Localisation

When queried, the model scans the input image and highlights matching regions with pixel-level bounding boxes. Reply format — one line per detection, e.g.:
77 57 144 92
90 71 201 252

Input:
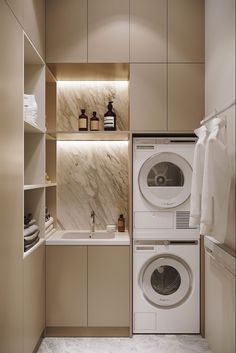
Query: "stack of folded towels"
24 94 38 125
24 213 40 252
45 208 54 236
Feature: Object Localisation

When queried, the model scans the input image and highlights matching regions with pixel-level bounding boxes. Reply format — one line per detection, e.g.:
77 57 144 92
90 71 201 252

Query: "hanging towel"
200 118 231 242
189 126 209 228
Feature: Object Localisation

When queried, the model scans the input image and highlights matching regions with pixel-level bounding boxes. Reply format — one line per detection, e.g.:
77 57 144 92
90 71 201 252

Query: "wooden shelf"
24 120 45 134
46 131 130 141
45 183 57 188
24 184 45 191
23 238 45 259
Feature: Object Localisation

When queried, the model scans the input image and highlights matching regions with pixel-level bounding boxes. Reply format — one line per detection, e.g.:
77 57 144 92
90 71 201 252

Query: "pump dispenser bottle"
104 101 116 131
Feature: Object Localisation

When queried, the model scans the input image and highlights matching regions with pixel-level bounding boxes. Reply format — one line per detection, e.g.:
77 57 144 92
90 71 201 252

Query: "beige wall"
205 1 235 352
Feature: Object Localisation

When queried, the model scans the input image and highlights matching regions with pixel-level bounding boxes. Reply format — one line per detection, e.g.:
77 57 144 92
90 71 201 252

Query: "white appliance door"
138 152 192 208
141 255 192 308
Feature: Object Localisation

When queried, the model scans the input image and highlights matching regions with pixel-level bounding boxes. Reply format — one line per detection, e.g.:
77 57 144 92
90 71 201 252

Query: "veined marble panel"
57 81 129 131
57 141 128 230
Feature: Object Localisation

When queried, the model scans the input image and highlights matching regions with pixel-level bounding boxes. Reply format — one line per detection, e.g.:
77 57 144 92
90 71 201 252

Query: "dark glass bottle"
104 101 116 131
118 214 125 232
78 109 88 131
90 111 100 131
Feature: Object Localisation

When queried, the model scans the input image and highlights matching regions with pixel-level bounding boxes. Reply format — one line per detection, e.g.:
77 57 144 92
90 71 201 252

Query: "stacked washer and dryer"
133 137 200 334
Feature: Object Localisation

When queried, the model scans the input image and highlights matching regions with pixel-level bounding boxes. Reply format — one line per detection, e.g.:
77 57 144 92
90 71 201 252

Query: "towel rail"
200 99 236 125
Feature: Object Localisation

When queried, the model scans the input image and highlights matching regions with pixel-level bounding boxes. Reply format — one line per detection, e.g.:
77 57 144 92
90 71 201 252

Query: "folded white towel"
200 118 231 242
189 126 209 228
45 224 54 235
45 216 54 229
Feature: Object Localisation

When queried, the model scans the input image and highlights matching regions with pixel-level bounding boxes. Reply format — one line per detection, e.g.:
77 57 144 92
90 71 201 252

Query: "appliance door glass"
141 255 191 308
138 152 192 208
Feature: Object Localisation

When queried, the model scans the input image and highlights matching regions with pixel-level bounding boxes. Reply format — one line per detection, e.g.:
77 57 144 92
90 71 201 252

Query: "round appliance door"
138 152 192 208
141 255 192 308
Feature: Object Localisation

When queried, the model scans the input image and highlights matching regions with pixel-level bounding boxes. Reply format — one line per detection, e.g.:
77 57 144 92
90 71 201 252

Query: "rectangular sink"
61 231 115 240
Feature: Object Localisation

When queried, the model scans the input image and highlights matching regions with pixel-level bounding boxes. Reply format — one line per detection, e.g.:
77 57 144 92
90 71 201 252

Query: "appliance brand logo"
161 202 174 206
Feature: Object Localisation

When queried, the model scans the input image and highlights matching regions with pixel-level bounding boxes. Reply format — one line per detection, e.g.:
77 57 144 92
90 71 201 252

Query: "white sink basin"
61 231 115 240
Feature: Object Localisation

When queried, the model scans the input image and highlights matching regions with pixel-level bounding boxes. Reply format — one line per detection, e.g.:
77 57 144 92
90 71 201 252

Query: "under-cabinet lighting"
57 140 128 149
57 81 129 88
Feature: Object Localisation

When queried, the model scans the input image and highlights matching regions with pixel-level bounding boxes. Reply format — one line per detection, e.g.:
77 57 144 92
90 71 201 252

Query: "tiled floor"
37 335 212 353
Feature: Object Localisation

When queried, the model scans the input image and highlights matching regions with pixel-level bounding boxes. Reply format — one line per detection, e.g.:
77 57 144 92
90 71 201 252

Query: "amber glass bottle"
78 109 88 131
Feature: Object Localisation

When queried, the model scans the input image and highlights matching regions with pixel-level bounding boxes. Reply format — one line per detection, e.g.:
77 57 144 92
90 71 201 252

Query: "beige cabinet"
88 246 130 327
46 245 130 329
130 0 167 62
130 64 167 131
88 0 129 63
23 244 45 353
0 2 24 353
46 246 87 327
168 0 204 62
6 0 24 26
168 64 204 131
46 0 87 63
23 0 45 59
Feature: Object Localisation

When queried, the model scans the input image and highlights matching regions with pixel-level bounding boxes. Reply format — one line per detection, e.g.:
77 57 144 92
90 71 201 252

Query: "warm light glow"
57 81 129 89
57 140 128 150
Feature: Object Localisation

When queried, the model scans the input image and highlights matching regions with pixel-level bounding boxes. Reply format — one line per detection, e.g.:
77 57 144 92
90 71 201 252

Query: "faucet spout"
90 210 95 236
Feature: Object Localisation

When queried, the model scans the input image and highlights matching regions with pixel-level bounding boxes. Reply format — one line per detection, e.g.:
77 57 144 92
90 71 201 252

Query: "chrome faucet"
90 210 95 236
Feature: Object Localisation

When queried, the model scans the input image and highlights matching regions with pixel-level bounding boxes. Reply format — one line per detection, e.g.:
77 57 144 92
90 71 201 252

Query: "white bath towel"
189 126 209 228
45 224 54 235
200 118 231 242
45 216 54 229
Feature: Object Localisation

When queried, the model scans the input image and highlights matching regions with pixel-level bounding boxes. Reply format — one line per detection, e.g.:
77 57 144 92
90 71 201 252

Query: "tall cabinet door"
46 246 87 327
23 245 45 353
130 64 167 131
130 0 167 62
88 0 129 63
88 246 130 327
46 0 87 63
0 2 24 353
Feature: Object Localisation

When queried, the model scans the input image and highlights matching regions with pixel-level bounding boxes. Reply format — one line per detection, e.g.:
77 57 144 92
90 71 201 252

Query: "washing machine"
133 137 198 239
133 239 200 333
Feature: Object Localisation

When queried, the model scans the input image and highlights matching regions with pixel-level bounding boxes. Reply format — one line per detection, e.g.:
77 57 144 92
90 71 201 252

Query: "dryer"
133 137 198 239
133 239 200 333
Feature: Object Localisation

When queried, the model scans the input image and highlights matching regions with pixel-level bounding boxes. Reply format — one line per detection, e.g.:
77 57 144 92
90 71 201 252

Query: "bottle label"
79 118 87 129
104 116 114 128
91 120 99 131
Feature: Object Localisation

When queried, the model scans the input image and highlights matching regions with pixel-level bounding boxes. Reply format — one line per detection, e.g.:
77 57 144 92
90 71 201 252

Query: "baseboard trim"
32 330 45 353
45 327 130 337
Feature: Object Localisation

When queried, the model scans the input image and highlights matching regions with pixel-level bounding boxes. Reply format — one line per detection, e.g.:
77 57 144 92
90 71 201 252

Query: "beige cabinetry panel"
6 0 24 26
0 3 24 353
24 0 45 59
88 246 130 327
46 246 87 327
168 0 204 62
88 0 129 63
23 244 45 353
46 0 87 63
130 0 167 62
168 64 204 131
130 64 167 131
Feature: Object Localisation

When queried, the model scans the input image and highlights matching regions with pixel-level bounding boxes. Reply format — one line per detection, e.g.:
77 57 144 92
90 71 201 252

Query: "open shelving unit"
24 34 46 255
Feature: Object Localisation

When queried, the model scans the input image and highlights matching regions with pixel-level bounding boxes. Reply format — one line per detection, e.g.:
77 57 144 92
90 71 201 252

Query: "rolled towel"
45 216 54 229
45 224 54 235
24 224 39 237
24 219 36 229
24 236 40 252
24 230 40 243
24 213 33 225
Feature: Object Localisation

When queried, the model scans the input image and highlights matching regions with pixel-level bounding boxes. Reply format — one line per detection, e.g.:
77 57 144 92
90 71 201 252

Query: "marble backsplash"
57 141 129 230
57 81 129 131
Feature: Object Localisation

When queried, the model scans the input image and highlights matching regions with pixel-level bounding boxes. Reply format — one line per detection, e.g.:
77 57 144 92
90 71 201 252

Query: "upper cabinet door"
88 0 129 63
168 0 205 63
24 0 45 60
46 0 87 63
6 0 24 26
130 0 167 63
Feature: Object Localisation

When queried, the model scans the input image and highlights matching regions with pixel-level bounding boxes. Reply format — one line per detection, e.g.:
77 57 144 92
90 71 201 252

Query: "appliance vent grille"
176 211 191 229
136 145 155 150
